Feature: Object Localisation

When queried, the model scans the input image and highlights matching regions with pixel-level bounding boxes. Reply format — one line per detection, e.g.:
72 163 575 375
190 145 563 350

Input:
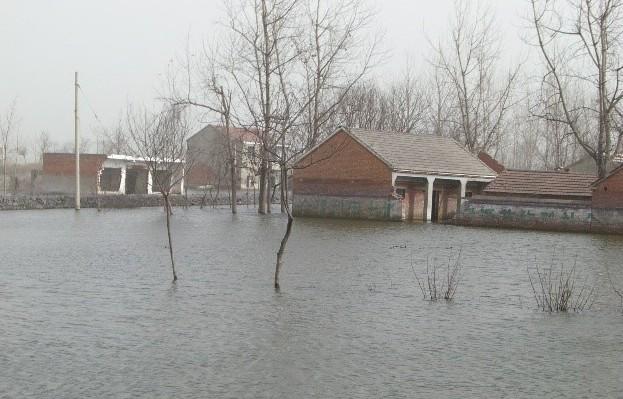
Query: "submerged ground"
1 207 622 398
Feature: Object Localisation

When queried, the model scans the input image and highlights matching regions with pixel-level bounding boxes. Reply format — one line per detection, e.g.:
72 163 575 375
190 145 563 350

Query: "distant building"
186 125 280 191
40 153 184 195
565 154 623 175
292 127 497 221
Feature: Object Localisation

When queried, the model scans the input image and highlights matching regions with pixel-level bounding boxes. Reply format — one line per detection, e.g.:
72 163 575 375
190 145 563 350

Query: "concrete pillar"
147 170 153 194
426 176 435 222
456 178 468 215
179 168 185 195
119 166 126 194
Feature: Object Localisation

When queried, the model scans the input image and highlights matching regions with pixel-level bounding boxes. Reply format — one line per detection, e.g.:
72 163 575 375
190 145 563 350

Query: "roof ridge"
505 168 596 176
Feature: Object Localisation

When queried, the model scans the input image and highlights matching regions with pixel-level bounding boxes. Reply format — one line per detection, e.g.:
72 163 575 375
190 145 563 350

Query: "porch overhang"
391 170 496 222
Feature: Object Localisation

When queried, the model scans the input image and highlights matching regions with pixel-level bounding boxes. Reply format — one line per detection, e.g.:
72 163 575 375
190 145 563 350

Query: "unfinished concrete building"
292 127 497 221
186 125 272 191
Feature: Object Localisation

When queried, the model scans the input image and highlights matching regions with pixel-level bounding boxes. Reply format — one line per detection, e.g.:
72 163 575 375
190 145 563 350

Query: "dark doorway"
432 190 440 222
100 168 121 192
125 170 138 194
125 168 148 194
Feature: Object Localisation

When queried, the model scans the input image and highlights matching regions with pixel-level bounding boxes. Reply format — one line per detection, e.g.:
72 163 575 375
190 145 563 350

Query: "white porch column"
180 167 185 195
426 176 435 222
460 178 467 199
119 166 126 194
456 178 468 215
147 170 153 194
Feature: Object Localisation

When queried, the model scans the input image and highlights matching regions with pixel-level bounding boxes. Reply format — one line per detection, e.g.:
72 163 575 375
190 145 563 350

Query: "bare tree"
126 105 191 282
531 0 623 178
169 44 241 214
300 0 381 146
335 72 429 134
168 0 378 288
102 118 128 154
432 0 519 154
267 0 380 289
0 99 18 196
38 131 53 162
219 0 305 215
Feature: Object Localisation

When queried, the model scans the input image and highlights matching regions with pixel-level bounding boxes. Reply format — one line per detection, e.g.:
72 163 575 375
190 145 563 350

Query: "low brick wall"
0 194 258 211
456 198 623 234
293 194 403 221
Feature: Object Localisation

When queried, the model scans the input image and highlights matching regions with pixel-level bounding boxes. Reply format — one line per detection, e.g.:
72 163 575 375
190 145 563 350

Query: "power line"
78 84 109 153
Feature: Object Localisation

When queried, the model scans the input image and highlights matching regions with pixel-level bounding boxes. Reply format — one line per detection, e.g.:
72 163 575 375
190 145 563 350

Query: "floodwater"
1 207 622 398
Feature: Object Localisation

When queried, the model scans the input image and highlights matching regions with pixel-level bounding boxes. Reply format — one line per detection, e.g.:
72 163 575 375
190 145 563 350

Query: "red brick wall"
186 161 218 188
293 131 393 197
592 168 623 208
42 153 106 177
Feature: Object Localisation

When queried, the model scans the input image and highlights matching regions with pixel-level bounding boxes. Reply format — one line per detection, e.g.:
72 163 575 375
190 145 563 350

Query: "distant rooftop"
188 125 261 143
484 169 596 198
565 154 623 175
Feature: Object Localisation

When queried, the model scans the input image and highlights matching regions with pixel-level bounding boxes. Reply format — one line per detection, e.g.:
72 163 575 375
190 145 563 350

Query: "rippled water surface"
1 207 623 398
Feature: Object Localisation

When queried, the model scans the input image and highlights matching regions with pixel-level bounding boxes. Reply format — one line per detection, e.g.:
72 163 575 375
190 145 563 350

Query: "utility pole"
75 71 80 210
14 132 18 194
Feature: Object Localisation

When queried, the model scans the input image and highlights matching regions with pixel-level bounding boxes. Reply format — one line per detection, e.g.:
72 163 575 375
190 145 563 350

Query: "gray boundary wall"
0 194 261 211
293 194 403 221
456 197 623 234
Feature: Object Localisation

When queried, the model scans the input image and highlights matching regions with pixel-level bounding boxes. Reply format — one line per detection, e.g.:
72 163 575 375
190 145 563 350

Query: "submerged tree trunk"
274 169 293 290
266 166 272 214
230 161 237 214
2 148 6 196
163 193 178 282
258 161 267 214
279 165 287 213
275 211 293 291
95 176 101 212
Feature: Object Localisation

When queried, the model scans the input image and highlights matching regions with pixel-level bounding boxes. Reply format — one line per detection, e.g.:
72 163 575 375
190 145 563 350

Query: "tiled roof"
346 128 496 178
484 170 596 198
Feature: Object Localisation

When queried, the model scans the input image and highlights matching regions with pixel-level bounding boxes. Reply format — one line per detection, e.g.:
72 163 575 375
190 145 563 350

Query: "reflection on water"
1 208 622 398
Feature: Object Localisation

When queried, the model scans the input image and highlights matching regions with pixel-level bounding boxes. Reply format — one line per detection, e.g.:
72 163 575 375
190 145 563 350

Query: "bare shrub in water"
606 265 623 312
527 258 595 313
411 250 462 301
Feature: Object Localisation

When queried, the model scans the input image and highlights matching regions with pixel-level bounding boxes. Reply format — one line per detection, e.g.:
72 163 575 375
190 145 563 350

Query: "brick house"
456 167 623 234
292 127 497 221
592 164 623 209
41 153 107 194
40 153 184 195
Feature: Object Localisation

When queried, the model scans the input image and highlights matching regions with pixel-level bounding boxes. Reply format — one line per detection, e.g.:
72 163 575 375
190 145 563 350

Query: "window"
395 188 406 199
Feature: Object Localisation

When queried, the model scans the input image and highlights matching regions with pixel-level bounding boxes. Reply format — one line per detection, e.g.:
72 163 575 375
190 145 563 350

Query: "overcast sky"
1 0 530 154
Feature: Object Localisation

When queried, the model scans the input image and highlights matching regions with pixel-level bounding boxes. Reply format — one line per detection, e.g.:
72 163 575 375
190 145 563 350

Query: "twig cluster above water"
527 257 595 313
410 249 462 301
